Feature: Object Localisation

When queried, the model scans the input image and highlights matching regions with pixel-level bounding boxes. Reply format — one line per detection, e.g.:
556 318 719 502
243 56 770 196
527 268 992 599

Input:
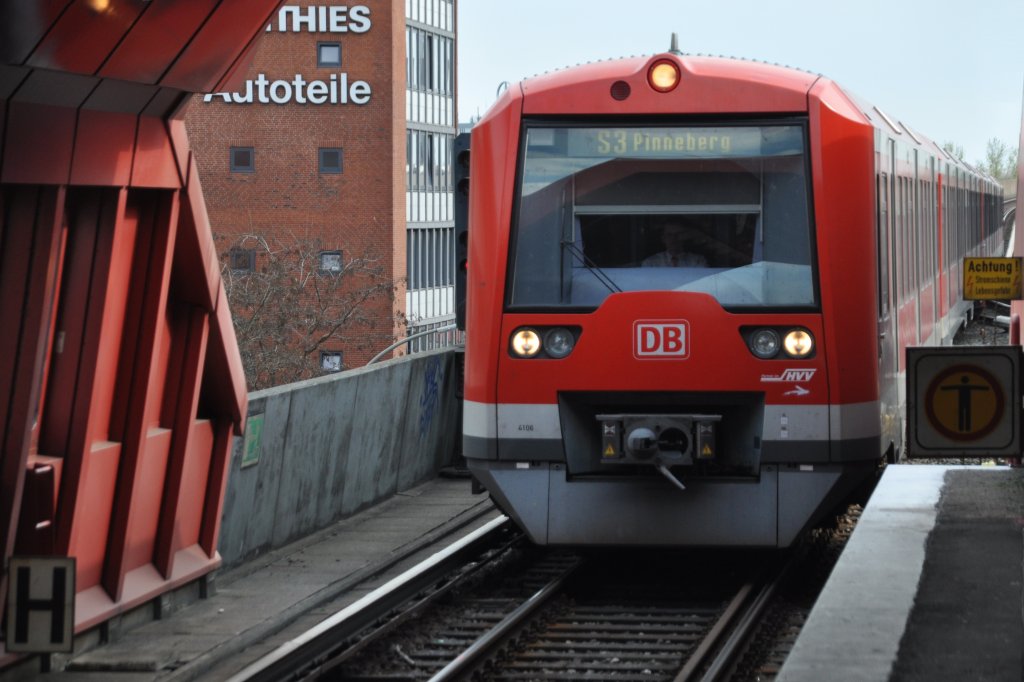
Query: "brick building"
185 0 456 388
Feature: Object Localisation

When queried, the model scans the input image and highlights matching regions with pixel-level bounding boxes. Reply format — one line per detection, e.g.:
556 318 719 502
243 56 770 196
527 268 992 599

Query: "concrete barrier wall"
217 348 461 568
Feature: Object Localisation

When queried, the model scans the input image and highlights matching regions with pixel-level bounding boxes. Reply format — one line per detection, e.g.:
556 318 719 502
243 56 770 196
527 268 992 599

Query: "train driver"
642 219 707 268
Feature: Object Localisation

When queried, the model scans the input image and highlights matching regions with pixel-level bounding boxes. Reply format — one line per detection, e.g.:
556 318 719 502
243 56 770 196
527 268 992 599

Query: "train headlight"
749 329 781 359
647 60 680 93
543 328 575 358
783 329 814 358
511 329 542 357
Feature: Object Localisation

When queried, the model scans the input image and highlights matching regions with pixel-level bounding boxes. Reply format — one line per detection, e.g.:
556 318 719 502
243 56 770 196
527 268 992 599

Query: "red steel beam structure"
0 0 280 658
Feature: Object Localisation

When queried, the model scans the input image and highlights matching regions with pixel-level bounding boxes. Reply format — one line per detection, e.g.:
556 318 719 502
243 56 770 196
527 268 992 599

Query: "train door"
876 140 900 459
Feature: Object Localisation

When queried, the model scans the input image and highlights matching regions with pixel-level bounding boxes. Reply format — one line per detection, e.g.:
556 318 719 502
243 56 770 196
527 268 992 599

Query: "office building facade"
185 0 457 386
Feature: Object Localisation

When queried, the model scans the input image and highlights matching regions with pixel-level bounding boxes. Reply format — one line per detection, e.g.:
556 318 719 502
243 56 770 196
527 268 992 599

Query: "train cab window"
509 123 816 309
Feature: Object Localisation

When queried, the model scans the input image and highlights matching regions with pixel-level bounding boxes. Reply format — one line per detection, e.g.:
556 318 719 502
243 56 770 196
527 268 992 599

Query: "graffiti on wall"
419 357 445 438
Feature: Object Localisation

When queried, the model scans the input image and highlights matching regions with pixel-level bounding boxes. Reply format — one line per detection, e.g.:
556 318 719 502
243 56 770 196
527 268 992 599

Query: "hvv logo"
634 320 689 358
761 368 817 383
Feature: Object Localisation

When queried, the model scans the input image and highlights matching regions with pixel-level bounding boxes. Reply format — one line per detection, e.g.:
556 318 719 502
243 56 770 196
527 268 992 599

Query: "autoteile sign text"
204 5 372 106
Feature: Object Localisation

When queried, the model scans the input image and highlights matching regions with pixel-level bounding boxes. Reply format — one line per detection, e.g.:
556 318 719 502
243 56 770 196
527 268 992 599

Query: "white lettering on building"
206 5 374 106
270 5 371 33
203 73 372 106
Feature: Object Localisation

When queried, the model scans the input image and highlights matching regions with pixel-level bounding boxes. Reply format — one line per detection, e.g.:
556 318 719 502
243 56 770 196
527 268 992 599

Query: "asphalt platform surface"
780 464 1024 681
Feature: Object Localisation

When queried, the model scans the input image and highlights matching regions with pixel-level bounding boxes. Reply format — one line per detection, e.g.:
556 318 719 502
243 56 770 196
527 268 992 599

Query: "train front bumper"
467 459 874 547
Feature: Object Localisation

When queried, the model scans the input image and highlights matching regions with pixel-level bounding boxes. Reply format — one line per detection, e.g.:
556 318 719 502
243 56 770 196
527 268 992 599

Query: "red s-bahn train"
455 47 1005 547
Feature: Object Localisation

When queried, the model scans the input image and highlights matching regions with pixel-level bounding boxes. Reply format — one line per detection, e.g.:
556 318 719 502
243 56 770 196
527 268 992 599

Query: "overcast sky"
457 0 1023 166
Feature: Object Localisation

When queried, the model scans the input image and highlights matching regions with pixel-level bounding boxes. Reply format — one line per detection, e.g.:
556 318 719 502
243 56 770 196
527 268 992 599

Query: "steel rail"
676 553 800 682
226 515 511 682
427 557 583 682
672 582 756 682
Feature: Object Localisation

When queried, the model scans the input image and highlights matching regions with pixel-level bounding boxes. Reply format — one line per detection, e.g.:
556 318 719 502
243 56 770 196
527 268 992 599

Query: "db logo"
634 320 689 358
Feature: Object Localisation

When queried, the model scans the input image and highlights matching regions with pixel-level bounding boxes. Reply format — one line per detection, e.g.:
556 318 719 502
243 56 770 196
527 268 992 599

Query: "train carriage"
458 47 1003 547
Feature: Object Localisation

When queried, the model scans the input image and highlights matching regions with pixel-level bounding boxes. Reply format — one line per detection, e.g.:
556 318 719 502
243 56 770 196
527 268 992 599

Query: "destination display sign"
962 257 1023 300
550 125 804 159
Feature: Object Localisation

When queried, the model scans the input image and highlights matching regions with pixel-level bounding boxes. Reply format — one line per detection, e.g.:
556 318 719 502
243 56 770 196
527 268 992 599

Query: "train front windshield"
508 123 816 309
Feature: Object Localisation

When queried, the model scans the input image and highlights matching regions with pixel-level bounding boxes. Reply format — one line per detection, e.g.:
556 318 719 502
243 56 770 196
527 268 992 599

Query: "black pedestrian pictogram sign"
6 557 75 653
926 365 1004 440
907 347 1021 457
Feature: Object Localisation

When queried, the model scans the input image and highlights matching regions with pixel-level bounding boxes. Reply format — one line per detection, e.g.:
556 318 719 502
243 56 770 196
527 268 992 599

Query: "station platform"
779 464 1024 681
37 478 497 681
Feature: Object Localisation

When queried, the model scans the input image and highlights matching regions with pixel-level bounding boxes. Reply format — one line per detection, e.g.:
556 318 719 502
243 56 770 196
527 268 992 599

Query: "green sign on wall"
241 413 265 468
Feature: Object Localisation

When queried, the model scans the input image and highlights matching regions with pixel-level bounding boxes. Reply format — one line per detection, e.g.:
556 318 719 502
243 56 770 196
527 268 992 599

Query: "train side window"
876 173 889 316
919 179 927 281
897 175 905 296
929 180 936 278
919 179 925 284
910 176 918 292
909 175 917 292
896 176 904 299
943 185 950 267
926 180 932 279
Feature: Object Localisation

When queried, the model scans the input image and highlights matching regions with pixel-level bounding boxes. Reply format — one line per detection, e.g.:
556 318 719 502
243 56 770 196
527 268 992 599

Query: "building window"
405 27 454 96
319 147 343 174
320 351 343 372
230 146 254 173
406 130 453 192
317 42 341 67
228 248 255 272
319 250 343 273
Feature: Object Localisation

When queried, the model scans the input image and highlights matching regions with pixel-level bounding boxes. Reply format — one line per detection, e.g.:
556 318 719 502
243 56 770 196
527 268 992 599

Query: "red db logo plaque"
634 320 689 358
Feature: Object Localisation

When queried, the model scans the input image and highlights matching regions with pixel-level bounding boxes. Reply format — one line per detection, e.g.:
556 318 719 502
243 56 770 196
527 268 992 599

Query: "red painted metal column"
0 186 65 600
102 191 181 602
154 306 211 579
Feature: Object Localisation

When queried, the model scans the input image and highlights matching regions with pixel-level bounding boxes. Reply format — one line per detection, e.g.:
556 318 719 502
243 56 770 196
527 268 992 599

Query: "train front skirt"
467 459 874 547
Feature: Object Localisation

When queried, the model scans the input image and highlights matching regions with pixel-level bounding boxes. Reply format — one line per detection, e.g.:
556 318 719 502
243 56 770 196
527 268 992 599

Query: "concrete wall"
217 348 461 568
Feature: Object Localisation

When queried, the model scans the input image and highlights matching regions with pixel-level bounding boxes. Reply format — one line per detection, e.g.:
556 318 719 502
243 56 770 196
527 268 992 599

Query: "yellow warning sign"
701 444 713 457
924 364 1005 441
603 444 616 457
963 257 1023 300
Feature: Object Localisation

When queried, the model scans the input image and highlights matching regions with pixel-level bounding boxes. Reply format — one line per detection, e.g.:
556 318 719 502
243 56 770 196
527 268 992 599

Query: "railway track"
230 517 805 682
226 515 520 682
336 549 795 681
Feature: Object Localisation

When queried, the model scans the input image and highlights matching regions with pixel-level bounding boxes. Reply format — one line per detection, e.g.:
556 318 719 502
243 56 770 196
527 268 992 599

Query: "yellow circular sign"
924 365 1005 441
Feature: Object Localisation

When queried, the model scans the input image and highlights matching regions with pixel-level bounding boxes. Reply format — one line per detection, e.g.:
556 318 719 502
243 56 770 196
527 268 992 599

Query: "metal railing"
368 323 459 364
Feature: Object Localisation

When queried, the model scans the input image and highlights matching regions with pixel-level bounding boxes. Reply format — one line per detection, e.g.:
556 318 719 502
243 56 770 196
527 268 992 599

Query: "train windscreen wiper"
561 240 621 295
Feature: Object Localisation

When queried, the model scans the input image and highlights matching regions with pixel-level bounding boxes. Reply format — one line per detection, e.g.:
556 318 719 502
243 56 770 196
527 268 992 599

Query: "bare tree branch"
216 231 401 390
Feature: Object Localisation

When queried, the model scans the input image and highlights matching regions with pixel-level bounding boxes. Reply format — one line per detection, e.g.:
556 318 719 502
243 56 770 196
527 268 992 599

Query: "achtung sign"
962 257 1023 300
907 346 1021 457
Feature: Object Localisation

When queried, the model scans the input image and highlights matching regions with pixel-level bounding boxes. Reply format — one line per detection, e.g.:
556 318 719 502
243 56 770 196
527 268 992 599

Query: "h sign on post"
6 557 75 653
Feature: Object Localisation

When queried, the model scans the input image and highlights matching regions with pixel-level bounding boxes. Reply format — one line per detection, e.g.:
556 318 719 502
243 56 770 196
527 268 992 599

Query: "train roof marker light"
648 59 680 93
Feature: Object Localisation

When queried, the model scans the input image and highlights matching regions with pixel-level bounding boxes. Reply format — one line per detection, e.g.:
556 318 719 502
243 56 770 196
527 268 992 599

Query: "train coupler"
596 413 723 469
